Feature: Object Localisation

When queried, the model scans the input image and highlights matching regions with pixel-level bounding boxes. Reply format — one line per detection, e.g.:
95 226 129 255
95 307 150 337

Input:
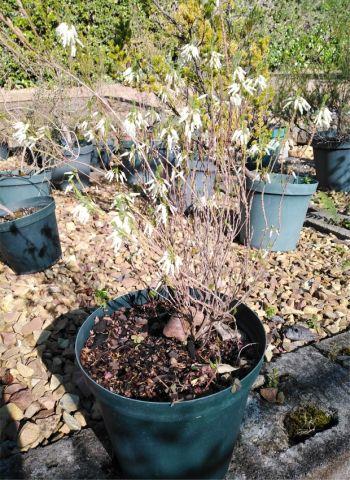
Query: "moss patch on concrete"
284 404 337 444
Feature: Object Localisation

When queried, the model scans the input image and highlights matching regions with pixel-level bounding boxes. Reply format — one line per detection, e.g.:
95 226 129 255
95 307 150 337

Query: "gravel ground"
0 155 349 457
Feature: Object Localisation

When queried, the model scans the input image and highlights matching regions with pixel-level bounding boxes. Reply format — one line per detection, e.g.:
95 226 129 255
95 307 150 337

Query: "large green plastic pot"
0 170 51 205
75 289 266 480
240 173 318 252
312 137 350 192
0 196 61 274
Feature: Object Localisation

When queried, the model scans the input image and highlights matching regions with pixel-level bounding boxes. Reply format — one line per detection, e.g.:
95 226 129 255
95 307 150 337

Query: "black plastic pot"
51 144 93 190
120 141 173 185
312 134 350 192
0 170 51 205
92 139 115 169
0 143 9 160
0 196 61 274
75 289 266 480
240 173 318 251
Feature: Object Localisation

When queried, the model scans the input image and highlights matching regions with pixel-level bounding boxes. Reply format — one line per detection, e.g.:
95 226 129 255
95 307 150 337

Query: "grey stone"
284 324 317 341
313 330 350 359
270 315 284 323
227 337 350 480
0 429 115 479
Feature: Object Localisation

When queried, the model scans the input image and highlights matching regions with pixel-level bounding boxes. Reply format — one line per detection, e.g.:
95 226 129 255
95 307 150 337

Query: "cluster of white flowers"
147 177 170 202
123 111 148 139
209 51 223 70
314 106 332 130
12 121 30 146
284 96 311 115
179 106 202 142
72 204 90 224
158 249 182 277
105 169 127 184
12 121 47 148
228 67 267 108
55 23 83 57
181 44 200 62
232 127 250 147
109 214 135 253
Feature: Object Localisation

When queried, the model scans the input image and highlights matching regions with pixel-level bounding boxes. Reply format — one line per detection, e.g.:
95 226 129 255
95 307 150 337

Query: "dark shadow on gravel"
38 307 122 479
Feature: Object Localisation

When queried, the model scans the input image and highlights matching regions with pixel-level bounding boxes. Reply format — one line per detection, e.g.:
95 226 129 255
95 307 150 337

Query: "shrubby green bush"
0 0 349 89
265 0 349 74
0 0 151 88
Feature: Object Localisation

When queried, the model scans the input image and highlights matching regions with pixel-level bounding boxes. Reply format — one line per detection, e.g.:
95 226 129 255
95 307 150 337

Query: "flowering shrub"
0 0 328 340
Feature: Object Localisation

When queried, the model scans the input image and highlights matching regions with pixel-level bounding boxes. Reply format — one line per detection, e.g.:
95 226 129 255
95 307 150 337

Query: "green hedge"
0 0 151 88
0 0 349 88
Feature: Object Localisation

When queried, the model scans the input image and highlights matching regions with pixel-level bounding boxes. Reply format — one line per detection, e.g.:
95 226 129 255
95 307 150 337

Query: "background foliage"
0 0 349 89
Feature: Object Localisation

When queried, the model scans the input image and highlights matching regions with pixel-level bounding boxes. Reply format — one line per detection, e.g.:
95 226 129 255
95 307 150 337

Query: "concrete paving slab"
228 342 350 480
0 429 114 479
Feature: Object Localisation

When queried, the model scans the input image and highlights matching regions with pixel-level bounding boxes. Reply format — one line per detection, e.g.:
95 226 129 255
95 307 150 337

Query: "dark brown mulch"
80 301 260 402
0 207 41 223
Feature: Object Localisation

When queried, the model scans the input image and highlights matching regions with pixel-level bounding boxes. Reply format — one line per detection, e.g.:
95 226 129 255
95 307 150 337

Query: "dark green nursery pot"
240 173 318 252
51 143 93 190
75 289 266 480
313 137 350 192
0 170 51 205
120 140 173 185
0 196 61 274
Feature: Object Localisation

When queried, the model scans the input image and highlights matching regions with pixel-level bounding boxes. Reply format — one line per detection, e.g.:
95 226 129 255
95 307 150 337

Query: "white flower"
158 250 182 276
155 203 168 225
228 82 240 96
123 67 135 84
109 230 123 253
314 106 332 130
181 44 200 62
242 79 256 96
228 82 242 107
248 144 261 157
123 118 136 138
147 177 170 201
232 128 250 147
209 51 223 70
72 204 90 224
233 67 246 82
255 75 267 91
284 96 311 115
96 118 106 137
109 215 134 253
265 139 280 154
179 107 202 141
56 22 83 57
84 130 94 143
12 121 29 146
105 171 115 182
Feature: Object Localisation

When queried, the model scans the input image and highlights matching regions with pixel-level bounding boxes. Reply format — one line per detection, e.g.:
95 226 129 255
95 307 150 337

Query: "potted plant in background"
0 195 61 274
311 93 350 192
240 95 319 252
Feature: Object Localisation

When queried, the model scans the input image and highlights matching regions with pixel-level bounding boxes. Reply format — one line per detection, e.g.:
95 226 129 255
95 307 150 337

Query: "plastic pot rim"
75 289 266 408
246 173 318 196
0 196 56 232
